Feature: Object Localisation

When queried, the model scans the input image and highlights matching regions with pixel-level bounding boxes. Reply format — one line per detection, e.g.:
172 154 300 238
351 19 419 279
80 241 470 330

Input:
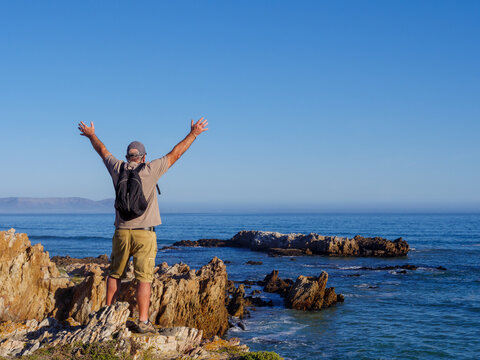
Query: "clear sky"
1 0 479 213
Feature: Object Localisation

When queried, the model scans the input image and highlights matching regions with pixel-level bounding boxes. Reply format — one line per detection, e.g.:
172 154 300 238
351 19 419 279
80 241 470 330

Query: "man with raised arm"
78 118 208 333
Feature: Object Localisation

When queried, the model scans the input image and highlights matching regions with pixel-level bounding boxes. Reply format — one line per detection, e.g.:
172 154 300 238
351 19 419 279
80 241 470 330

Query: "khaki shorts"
110 229 157 283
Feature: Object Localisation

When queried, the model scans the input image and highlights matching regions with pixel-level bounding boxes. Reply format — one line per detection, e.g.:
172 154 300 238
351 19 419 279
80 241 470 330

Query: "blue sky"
1 0 479 212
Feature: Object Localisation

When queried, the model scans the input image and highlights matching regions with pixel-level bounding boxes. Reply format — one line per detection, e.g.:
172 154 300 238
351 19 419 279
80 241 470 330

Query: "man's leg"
131 229 157 323
106 276 122 305
137 281 151 322
108 229 131 306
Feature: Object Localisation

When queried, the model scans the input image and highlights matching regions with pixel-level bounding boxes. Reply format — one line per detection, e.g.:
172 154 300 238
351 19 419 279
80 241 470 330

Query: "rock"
354 264 446 271
268 248 307 257
150 256 229 338
260 270 294 296
51 254 109 266
132 326 203 358
233 270 342 312
235 280 257 286
172 231 409 257
227 284 246 318
228 317 247 331
226 284 273 318
0 302 129 357
322 287 339 308
285 273 327 310
358 264 418 271
69 257 229 338
231 230 409 257
0 302 210 359
0 230 252 358
285 272 341 311
160 245 179 250
68 273 107 324
173 239 229 247
244 296 273 307
0 229 70 322
246 260 263 265
226 280 236 294
69 263 109 278
0 229 231 339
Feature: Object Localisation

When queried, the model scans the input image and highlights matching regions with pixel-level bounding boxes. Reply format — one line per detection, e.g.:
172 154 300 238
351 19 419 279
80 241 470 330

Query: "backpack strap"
123 162 161 195
133 162 146 173
119 161 127 174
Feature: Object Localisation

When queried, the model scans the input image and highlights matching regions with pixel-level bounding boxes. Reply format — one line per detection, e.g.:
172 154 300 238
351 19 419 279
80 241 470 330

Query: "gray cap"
126 141 146 156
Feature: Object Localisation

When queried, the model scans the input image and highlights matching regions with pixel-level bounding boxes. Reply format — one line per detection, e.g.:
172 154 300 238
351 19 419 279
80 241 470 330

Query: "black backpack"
114 162 148 221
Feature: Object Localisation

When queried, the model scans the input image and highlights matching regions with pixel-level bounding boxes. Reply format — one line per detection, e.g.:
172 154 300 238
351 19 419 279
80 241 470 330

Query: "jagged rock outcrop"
225 270 343 315
260 270 344 311
0 302 130 357
68 265 107 324
0 229 71 322
0 302 235 359
225 282 274 321
149 257 229 338
285 272 344 310
0 229 232 339
260 270 294 296
227 284 246 318
173 239 231 247
0 230 254 358
63 257 229 338
231 230 409 257
51 254 109 266
175 230 409 257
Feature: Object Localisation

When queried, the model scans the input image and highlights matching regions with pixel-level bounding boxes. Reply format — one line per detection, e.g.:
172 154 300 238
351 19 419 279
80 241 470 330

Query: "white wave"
228 326 243 333
338 266 362 270
353 283 372 288
389 270 408 275
343 293 365 298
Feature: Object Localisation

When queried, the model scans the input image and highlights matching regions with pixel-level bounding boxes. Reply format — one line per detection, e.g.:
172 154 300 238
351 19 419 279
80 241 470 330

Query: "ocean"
1 213 479 360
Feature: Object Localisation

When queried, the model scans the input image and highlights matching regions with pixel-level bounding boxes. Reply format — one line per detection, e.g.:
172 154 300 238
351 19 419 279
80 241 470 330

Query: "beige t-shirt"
104 155 169 228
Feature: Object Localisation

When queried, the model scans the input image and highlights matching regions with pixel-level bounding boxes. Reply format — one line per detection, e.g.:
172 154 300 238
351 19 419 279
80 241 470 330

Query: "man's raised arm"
78 121 112 161
166 117 208 168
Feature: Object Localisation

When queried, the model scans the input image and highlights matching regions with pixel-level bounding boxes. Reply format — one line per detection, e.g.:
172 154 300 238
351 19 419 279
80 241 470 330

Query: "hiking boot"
135 320 158 334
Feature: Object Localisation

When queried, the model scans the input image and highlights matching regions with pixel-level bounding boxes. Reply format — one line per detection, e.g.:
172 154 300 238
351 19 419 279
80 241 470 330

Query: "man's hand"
167 117 209 168
78 121 95 138
190 117 208 137
77 121 111 160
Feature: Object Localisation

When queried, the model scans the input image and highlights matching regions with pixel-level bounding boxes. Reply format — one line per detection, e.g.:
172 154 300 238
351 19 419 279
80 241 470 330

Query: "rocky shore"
0 229 240 359
0 229 344 359
174 230 410 257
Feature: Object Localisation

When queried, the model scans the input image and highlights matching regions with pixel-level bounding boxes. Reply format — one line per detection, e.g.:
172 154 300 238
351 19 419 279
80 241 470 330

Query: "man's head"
126 141 146 163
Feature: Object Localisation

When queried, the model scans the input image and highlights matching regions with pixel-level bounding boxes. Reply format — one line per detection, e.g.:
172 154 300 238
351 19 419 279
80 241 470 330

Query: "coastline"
0 213 478 359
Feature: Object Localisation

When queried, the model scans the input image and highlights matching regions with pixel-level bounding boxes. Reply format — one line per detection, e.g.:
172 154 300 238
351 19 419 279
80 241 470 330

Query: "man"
78 118 208 333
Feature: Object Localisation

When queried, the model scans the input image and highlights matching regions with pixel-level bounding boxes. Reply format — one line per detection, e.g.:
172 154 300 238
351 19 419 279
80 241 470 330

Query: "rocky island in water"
174 230 410 257
0 228 410 359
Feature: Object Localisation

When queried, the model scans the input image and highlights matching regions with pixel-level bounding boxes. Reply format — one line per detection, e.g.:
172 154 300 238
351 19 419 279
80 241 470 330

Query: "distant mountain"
0 197 114 214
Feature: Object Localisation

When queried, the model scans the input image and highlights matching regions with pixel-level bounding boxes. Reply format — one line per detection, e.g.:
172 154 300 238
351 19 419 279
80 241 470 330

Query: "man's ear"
142 155 146 163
